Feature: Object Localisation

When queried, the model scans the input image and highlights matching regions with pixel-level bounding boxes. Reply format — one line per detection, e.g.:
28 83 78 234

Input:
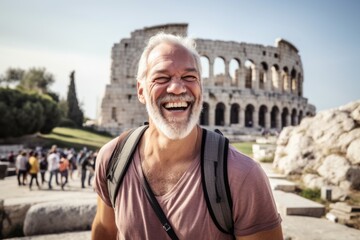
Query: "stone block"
273 190 325 218
23 199 96 236
0 163 8 179
270 178 296 192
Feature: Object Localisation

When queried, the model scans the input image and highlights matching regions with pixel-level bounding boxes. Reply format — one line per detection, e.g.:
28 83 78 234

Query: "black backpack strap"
201 128 234 234
107 125 149 208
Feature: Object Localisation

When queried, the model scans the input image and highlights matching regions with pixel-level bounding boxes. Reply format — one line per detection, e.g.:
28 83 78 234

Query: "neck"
140 123 201 164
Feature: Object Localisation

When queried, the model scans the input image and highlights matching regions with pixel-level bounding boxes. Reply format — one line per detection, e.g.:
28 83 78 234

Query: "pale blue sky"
0 0 359 119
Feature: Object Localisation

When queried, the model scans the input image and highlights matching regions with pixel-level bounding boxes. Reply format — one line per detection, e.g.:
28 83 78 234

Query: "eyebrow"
152 68 199 75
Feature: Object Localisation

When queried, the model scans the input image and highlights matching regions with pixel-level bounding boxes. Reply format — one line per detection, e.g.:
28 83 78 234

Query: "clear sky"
0 0 359 119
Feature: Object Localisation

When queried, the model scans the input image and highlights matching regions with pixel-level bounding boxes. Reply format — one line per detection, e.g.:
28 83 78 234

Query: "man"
47 148 60 189
92 33 283 239
16 150 27 186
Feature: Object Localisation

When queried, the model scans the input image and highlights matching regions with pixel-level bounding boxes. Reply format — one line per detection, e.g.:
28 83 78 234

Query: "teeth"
165 102 188 109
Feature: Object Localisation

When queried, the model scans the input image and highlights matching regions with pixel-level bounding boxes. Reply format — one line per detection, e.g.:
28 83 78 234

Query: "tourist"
7 151 15 164
39 152 48 184
28 151 40 190
47 148 60 190
87 150 97 187
59 153 70 190
92 33 283 239
15 150 27 186
76 150 85 178
67 148 77 180
80 151 91 188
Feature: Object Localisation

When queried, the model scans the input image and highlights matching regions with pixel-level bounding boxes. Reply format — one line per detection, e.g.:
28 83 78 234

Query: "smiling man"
92 33 283 240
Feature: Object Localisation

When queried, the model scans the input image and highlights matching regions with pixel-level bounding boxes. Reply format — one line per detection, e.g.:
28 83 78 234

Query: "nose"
167 77 186 95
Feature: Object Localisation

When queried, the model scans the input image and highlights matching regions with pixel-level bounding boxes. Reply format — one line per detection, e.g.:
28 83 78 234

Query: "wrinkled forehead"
147 42 198 70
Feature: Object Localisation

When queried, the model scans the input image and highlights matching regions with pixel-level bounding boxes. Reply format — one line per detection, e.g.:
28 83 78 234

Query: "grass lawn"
38 127 113 150
231 142 254 157
2 127 255 155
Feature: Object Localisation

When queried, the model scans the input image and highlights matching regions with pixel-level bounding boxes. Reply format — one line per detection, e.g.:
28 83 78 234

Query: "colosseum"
98 23 316 136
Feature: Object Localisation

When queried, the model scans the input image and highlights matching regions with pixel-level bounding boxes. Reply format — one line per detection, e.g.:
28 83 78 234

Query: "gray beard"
144 92 202 140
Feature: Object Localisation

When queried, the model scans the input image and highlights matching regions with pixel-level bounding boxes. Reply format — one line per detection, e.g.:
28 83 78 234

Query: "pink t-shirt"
94 138 281 239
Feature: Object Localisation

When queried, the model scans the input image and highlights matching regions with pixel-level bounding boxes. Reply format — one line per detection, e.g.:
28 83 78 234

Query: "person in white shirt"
16 150 28 186
47 149 60 189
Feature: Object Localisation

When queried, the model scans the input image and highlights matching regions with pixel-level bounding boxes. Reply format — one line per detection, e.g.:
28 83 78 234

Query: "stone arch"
259 62 268 90
291 68 297 94
200 56 210 80
281 107 289 128
214 57 226 86
215 102 226 126
245 59 254 89
298 110 303 124
271 106 280 129
259 105 268 128
282 67 289 92
128 56 141 85
230 103 240 124
229 58 241 87
245 104 255 127
291 108 297 126
271 64 280 91
298 73 303 97
200 102 210 126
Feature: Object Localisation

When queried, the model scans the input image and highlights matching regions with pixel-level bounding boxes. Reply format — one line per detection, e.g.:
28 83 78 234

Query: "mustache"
157 94 194 104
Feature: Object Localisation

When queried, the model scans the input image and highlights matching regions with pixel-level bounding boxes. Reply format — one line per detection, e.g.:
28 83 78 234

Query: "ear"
137 81 146 104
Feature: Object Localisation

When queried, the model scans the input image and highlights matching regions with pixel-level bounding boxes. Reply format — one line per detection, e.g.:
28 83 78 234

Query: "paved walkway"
1 166 360 240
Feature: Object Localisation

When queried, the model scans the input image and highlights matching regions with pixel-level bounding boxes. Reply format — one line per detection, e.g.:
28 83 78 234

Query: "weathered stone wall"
98 23 315 136
273 100 360 199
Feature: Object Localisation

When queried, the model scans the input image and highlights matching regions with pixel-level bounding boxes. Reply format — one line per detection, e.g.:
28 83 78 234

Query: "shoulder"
94 136 120 207
227 145 260 176
227 145 270 189
97 137 119 166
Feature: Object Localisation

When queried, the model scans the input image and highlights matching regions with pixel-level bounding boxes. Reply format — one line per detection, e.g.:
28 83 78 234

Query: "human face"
138 43 203 140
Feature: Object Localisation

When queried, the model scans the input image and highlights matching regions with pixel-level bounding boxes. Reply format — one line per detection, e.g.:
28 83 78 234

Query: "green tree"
67 71 84 127
0 68 24 87
18 67 54 94
0 88 60 138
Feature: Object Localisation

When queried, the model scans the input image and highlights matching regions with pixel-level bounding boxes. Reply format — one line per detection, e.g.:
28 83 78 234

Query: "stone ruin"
98 23 315 136
273 100 360 200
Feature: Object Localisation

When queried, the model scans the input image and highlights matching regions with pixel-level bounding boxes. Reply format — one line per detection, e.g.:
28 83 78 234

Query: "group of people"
14 145 97 190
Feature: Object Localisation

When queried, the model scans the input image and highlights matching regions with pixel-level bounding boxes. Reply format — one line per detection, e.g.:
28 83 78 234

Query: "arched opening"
259 105 267 128
215 102 225 126
230 103 240 124
298 73 303 97
291 69 297 94
259 62 268 90
281 107 289 128
200 56 210 81
229 58 240 87
271 106 279 129
245 60 254 89
245 104 254 127
298 110 303 124
271 64 280 91
200 102 209 125
282 67 289 92
111 107 117 121
291 108 297 126
214 57 226 86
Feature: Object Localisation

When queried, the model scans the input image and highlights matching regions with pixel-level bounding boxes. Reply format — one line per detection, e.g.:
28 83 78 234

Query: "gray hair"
136 32 202 82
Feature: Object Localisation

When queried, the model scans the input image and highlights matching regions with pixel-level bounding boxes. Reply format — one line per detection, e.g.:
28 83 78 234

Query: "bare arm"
92 196 117 240
236 225 283 240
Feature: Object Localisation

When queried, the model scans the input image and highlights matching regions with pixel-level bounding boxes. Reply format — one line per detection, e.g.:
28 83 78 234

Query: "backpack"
106 125 234 235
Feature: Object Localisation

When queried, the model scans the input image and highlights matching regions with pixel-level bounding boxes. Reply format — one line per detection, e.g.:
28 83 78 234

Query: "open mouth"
163 101 190 111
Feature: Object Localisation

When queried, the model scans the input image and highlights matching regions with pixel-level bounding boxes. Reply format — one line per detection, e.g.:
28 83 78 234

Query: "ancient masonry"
98 23 316 136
